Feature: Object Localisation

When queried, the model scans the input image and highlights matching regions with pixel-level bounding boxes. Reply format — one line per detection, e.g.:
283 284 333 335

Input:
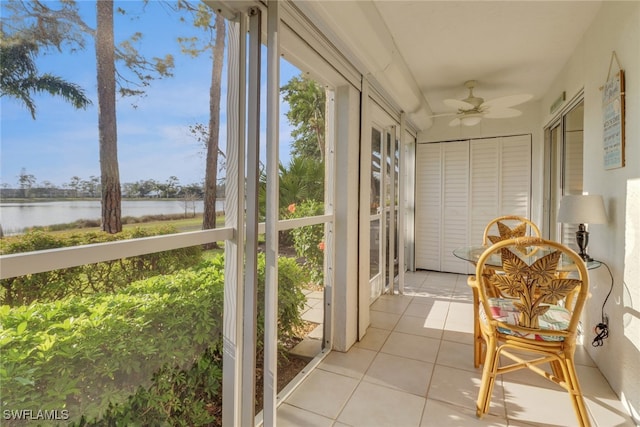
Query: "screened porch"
1 1 638 427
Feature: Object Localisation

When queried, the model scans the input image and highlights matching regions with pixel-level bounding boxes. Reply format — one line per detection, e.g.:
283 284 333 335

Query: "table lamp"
557 194 607 261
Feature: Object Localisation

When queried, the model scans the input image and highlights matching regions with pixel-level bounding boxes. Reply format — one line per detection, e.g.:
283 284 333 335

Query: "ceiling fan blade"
483 108 522 119
429 112 457 118
482 94 532 109
448 117 462 127
443 99 475 110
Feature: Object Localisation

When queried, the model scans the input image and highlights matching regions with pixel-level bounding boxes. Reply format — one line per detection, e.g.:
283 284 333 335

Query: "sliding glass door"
369 127 384 302
368 124 399 302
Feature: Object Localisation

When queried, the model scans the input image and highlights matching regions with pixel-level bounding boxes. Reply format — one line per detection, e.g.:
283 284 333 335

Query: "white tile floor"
279 271 636 427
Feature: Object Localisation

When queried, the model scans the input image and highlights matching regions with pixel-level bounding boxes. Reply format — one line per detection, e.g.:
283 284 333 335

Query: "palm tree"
0 31 91 119
258 157 325 220
279 156 325 206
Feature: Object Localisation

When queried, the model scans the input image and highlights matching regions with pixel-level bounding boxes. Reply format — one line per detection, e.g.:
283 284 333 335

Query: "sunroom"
1 1 638 426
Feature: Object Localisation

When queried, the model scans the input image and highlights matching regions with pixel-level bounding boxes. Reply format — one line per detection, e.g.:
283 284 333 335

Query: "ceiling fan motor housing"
463 80 484 109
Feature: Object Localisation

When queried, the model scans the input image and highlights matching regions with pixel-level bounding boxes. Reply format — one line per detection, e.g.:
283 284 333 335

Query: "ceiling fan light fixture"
460 114 482 126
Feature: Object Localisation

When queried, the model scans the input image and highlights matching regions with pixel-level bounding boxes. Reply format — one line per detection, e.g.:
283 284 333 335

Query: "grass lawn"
19 214 225 234
2 214 228 258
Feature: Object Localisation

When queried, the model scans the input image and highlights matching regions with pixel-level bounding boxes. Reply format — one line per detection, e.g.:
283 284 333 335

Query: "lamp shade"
557 195 607 224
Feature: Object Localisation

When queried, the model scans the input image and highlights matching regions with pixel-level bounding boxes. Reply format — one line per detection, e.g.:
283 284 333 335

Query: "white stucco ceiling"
295 0 603 125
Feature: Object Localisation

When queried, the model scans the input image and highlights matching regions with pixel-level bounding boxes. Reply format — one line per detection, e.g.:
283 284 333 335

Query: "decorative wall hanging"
602 51 625 169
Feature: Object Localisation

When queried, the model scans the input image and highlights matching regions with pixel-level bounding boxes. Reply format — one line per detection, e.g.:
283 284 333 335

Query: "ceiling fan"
438 80 533 127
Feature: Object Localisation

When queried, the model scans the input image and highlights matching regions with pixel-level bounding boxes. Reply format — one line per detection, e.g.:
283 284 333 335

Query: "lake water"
0 200 225 235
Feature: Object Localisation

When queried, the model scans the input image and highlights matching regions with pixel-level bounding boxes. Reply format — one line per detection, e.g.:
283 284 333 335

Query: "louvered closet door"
441 142 470 273
415 141 469 273
501 135 532 215
415 136 531 274
469 135 532 245
469 140 500 245
415 143 442 270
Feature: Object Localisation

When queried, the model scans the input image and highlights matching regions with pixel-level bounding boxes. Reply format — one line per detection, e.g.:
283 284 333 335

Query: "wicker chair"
470 215 542 367
468 237 591 427
482 215 541 246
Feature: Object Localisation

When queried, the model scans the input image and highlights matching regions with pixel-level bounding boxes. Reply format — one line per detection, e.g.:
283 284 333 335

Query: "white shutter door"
470 139 499 245
441 141 470 274
414 136 530 274
415 143 442 270
470 136 532 245
501 135 531 216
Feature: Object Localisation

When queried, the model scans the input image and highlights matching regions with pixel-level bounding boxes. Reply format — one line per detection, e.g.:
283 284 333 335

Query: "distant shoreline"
0 197 213 203
0 199 225 236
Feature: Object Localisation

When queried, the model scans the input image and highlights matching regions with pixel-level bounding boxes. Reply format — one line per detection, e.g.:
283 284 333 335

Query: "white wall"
540 2 640 422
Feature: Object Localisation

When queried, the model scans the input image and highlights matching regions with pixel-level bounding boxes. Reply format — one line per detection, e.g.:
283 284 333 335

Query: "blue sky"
1 1 299 189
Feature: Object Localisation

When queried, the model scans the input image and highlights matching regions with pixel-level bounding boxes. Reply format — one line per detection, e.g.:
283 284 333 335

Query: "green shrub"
287 200 325 284
80 347 223 427
81 254 308 426
257 253 309 342
0 259 224 425
0 227 202 306
0 253 308 426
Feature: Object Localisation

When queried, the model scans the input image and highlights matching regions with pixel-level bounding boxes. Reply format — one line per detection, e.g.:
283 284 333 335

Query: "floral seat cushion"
479 297 570 342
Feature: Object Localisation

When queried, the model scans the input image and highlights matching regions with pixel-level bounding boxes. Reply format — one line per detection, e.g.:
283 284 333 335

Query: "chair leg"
550 359 565 381
563 357 592 427
472 286 483 368
476 337 499 417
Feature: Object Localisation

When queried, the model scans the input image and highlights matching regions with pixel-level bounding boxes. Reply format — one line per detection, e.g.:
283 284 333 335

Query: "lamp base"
576 224 592 262
580 253 593 262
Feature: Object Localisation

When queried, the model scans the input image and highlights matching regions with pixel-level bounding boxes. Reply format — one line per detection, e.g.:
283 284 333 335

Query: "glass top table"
453 245 602 271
